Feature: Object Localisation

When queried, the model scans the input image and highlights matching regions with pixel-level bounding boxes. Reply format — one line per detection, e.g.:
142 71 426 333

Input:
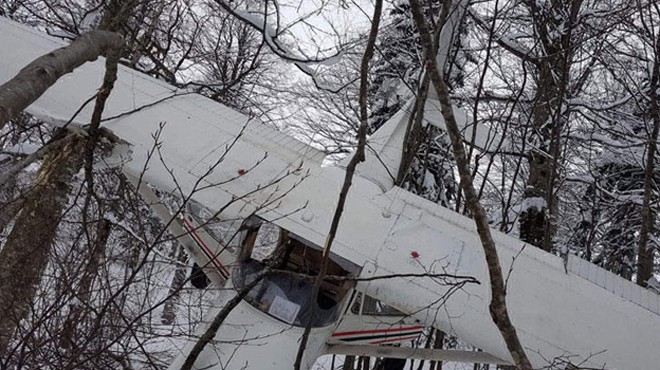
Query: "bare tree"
0 130 85 353
409 0 533 368
0 30 122 129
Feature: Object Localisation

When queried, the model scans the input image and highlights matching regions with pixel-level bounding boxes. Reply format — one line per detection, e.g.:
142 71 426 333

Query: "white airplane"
2 16 660 370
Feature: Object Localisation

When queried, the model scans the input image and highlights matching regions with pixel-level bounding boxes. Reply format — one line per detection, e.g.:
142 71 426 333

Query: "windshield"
232 218 357 328
234 259 339 327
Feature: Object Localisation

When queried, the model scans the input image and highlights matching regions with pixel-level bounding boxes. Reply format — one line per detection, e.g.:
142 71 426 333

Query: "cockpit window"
232 218 358 328
351 293 406 316
234 259 339 326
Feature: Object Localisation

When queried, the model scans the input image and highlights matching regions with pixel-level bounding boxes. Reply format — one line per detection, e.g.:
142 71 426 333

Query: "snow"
316 51 345 67
235 10 278 38
3 16 660 370
648 277 660 294
422 169 436 190
521 196 546 211
4 142 40 155
80 8 102 31
47 28 76 39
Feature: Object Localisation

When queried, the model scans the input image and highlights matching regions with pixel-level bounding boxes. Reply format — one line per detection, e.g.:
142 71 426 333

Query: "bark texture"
636 37 660 287
409 0 533 368
0 132 85 354
0 30 123 129
518 0 583 251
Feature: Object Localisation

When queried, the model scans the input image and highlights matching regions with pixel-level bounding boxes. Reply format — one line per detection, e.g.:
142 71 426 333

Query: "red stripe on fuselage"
182 218 230 278
332 326 424 337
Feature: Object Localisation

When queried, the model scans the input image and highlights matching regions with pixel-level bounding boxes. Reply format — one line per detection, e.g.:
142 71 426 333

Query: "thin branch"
409 0 533 368
293 1 383 369
179 269 270 370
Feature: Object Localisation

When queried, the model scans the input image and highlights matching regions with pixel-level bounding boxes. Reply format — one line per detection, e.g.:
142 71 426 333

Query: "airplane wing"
244 151 660 369
340 187 660 369
0 16 324 218
2 16 660 370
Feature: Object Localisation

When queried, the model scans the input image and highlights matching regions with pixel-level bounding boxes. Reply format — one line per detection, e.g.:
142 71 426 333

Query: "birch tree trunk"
0 132 85 355
0 30 122 129
0 197 23 235
0 169 24 234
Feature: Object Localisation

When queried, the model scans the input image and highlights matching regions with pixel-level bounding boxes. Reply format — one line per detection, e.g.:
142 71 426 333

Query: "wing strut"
123 173 227 286
327 344 510 366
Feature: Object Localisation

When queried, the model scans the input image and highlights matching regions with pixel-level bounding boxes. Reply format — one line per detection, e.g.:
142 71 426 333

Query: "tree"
409 0 533 368
0 30 123 129
3 0 660 369
566 0 660 285
518 0 584 251
0 131 85 352
0 1 127 353
369 0 462 205
0 1 268 366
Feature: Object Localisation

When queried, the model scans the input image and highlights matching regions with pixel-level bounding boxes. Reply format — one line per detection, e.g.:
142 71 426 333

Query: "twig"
179 269 271 370
408 0 533 368
293 1 383 369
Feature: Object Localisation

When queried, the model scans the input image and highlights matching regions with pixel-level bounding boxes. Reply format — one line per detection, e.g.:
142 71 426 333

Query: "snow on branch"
468 9 538 64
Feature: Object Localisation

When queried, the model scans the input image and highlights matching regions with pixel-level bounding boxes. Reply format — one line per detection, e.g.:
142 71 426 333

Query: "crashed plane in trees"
1 16 660 370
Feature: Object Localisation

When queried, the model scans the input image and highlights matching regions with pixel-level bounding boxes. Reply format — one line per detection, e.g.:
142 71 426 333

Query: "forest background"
0 0 659 369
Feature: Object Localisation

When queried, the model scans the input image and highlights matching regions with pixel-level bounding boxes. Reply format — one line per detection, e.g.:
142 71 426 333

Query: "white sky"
274 0 377 58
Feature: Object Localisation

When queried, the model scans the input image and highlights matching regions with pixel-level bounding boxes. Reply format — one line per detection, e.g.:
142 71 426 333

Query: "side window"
352 293 405 316
237 217 283 262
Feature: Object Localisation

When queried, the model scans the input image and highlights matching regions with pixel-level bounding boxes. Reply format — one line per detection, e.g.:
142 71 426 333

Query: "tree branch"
0 30 123 129
293 1 383 369
409 0 533 368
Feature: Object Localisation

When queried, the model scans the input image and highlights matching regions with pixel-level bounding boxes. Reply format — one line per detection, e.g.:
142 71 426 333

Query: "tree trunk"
0 131 85 355
59 218 112 348
0 176 24 235
636 37 660 287
293 2 384 369
409 0 533 368
0 30 122 129
518 0 583 252
0 160 25 233
344 355 356 370
428 329 445 370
